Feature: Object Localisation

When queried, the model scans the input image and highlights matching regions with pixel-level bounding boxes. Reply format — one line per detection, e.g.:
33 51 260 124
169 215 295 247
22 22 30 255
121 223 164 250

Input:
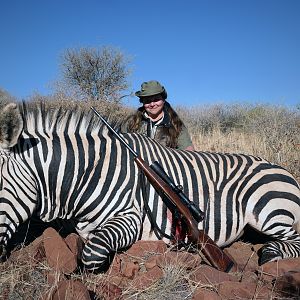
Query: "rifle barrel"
91 106 138 158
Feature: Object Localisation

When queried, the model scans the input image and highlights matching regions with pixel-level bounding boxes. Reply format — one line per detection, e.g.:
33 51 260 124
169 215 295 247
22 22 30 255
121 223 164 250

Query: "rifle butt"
197 230 236 273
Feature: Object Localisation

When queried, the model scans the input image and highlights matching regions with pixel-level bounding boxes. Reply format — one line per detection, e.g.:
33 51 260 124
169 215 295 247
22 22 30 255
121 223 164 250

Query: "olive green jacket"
120 112 193 150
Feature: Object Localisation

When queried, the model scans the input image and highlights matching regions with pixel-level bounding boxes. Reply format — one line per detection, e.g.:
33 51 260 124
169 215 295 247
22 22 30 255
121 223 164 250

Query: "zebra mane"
18 101 116 136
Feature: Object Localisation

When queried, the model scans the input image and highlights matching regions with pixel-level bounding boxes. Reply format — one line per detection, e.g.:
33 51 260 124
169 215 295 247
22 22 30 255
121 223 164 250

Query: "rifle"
91 106 236 272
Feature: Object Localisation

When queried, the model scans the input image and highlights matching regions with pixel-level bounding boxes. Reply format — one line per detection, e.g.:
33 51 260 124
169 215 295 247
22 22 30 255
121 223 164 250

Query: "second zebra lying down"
0 102 299 270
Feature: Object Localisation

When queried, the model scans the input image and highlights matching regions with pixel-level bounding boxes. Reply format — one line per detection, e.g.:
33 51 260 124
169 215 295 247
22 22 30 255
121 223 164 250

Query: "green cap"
135 80 167 99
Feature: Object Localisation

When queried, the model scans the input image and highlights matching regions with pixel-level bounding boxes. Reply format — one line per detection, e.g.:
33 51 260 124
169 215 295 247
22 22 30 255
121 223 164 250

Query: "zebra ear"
0 103 23 149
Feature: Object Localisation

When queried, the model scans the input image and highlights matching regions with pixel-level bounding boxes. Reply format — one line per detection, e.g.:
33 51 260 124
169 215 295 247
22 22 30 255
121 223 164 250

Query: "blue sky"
0 0 299 108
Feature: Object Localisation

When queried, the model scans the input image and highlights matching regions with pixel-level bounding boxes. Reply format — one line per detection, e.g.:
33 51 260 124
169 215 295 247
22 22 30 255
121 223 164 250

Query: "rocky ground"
1 226 300 300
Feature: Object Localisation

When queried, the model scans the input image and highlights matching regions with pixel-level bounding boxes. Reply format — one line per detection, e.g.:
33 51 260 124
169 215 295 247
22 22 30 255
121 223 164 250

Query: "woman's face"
141 95 165 120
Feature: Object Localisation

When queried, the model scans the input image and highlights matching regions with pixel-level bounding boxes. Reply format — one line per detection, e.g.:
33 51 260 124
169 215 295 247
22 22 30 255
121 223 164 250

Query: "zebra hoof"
258 248 282 265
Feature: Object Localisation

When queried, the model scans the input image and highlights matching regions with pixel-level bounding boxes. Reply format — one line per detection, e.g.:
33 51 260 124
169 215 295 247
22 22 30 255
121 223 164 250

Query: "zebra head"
0 103 37 260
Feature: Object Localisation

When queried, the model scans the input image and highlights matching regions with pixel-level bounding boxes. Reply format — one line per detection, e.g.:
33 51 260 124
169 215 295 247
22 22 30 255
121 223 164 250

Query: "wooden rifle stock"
91 106 236 272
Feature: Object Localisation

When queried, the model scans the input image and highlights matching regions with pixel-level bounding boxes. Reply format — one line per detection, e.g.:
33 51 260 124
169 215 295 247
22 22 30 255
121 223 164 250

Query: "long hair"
126 101 183 148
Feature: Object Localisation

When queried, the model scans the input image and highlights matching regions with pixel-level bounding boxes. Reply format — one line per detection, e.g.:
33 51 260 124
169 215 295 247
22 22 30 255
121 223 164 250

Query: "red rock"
224 241 259 272
65 233 83 259
192 288 221 300
238 270 259 284
144 254 162 270
51 280 91 300
125 240 167 258
218 281 257 299
121 261 140 279
259 258 300 281
107 255 122 276
43 227 78 274
254 284 274 299
8 235 45 266
109 275 131 289
27 235 46 262
95 280 123 300
189 265 239 285
132 265 164 290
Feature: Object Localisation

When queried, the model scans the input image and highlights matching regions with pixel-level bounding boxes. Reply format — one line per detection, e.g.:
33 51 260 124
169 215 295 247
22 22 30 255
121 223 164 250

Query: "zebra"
0 102 299 271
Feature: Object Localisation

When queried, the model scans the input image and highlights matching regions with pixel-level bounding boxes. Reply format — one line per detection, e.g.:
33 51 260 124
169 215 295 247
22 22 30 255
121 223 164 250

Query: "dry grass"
177 103 300 180
191 127 299 179
121 249 196 300
0 258 49 300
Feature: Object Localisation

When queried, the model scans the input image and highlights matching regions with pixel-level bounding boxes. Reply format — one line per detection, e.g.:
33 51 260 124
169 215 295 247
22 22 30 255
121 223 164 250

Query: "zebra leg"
81 213 141 271
259 225 300 265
